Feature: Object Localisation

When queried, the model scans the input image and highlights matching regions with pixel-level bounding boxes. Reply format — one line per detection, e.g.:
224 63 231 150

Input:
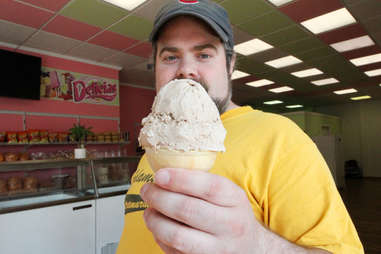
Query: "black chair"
344 160 363 178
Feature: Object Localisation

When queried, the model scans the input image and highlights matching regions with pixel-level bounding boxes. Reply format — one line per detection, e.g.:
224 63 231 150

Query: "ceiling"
1 0 380 112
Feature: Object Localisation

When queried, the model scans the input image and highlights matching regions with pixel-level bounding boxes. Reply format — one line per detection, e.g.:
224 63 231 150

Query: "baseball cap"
149 0 234 49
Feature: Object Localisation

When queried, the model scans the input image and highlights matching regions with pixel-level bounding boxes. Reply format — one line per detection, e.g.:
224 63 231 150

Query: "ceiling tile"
295 46 337 62
248 48 288 63
359 62 381 72
341 45 381 60
43 15 101 41
318 23 367 44
0 20 37 45
279 0 343 23
0 0 54 29
108 15 153 41
134 0 172 21
220 0 273 25
238 11 294 37
232 26 255 45
20 0 71 12
103 52 146 69
22 30 82 54
260 25 310 47
279 37 327 55
67 42 121 62
89 30 139 51
60 0 128 29
124 41 152 58
348 0 381 20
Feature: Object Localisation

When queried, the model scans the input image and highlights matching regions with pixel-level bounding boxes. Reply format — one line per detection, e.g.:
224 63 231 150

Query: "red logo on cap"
179 0 199 4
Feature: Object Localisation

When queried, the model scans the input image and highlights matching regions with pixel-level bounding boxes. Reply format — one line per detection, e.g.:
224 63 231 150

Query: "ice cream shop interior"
0 0 380 253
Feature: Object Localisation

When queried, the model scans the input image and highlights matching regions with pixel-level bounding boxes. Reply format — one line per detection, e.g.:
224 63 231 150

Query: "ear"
229 53 236 76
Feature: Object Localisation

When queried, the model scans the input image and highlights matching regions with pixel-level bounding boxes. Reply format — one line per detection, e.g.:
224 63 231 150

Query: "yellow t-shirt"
117 106 363 254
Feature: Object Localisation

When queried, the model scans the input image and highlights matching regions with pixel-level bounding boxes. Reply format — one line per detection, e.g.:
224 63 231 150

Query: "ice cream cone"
144 147 217 172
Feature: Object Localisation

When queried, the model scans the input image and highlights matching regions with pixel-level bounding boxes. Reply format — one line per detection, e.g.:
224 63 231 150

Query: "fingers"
144 208 217 254
141 182 230 234
153 168 246 207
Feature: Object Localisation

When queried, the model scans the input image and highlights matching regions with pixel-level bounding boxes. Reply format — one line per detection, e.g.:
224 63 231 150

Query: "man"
117 0 364 253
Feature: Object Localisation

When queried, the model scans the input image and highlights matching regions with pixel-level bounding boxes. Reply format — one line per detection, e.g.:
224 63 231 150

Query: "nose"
175 56 199 80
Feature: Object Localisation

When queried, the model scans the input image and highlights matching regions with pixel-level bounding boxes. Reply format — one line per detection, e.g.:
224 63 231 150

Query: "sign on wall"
41 67 119 106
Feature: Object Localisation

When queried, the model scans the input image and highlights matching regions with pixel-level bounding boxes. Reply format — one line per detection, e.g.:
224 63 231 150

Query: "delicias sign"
72 80 117 103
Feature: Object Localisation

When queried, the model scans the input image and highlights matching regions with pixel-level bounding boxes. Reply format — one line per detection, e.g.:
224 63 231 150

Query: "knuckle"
169 228 187 252
205 177 222 200
176 198 197 223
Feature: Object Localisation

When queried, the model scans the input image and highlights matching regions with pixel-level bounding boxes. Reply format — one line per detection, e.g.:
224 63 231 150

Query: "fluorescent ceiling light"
301 8 356 34
269 86 294 93
267 0 294 6
365 68 381 77
103 0 147 10
350 53 381 66
291 68 323 78
330 35 374 53
311 78 339 86
286 105 303 109
351 95 371 101
246 79 274 87
264 100 283 105
265 56 302 68
232 70 250 80
234 39 273 56
334 88 358 95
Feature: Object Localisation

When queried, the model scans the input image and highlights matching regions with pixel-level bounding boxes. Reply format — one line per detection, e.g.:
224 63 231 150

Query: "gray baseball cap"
149 0 234 49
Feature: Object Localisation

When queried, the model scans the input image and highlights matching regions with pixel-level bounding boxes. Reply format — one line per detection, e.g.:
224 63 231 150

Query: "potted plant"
69 124 93 159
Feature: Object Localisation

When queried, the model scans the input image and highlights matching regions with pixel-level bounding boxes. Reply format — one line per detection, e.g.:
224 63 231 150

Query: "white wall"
316 99 381 177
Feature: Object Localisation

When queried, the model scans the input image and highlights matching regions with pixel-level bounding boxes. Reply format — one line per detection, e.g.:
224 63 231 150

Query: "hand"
140 167 265 254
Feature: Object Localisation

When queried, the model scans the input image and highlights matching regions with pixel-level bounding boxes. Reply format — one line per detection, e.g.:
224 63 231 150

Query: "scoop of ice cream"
138 79 226 152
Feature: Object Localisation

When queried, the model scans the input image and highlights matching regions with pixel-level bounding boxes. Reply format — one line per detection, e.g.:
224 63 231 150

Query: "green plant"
69 124 94 146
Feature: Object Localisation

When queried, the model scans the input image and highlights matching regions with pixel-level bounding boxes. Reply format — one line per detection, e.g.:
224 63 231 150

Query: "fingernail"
140 184 148 199
155 170 170 185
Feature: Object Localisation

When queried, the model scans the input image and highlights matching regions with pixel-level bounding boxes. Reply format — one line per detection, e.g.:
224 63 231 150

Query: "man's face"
154 16 234 114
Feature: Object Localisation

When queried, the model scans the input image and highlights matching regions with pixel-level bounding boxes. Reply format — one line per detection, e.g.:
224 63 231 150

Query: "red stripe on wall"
0 97 120 118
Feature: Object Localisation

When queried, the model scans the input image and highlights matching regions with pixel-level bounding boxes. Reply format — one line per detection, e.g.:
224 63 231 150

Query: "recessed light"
365 68 381 77
350 53 381 66
246 79 274 87
286 105 303 109
268 86 294 93
267 0 294 6
265 56 302 68
103 0 147 10
330 35 374 53
264 100 283 105
350 95 371 101
301 8 356 34
334 88 358 95
311 78 339 86
291 68 323 78
231 70 250 80
234 39 274 56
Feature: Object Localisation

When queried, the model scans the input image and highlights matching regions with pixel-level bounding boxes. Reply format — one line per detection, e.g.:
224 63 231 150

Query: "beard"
195 77 232 115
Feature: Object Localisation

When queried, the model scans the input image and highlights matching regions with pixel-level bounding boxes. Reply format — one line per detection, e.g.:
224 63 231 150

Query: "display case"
0 156 140 214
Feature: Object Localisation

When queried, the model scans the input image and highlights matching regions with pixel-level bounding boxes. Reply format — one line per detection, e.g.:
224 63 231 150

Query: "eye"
199 53 211 59
163 55 178 63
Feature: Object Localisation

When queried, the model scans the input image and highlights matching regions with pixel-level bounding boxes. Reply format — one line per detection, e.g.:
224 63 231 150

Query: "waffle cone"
144 147 217 172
